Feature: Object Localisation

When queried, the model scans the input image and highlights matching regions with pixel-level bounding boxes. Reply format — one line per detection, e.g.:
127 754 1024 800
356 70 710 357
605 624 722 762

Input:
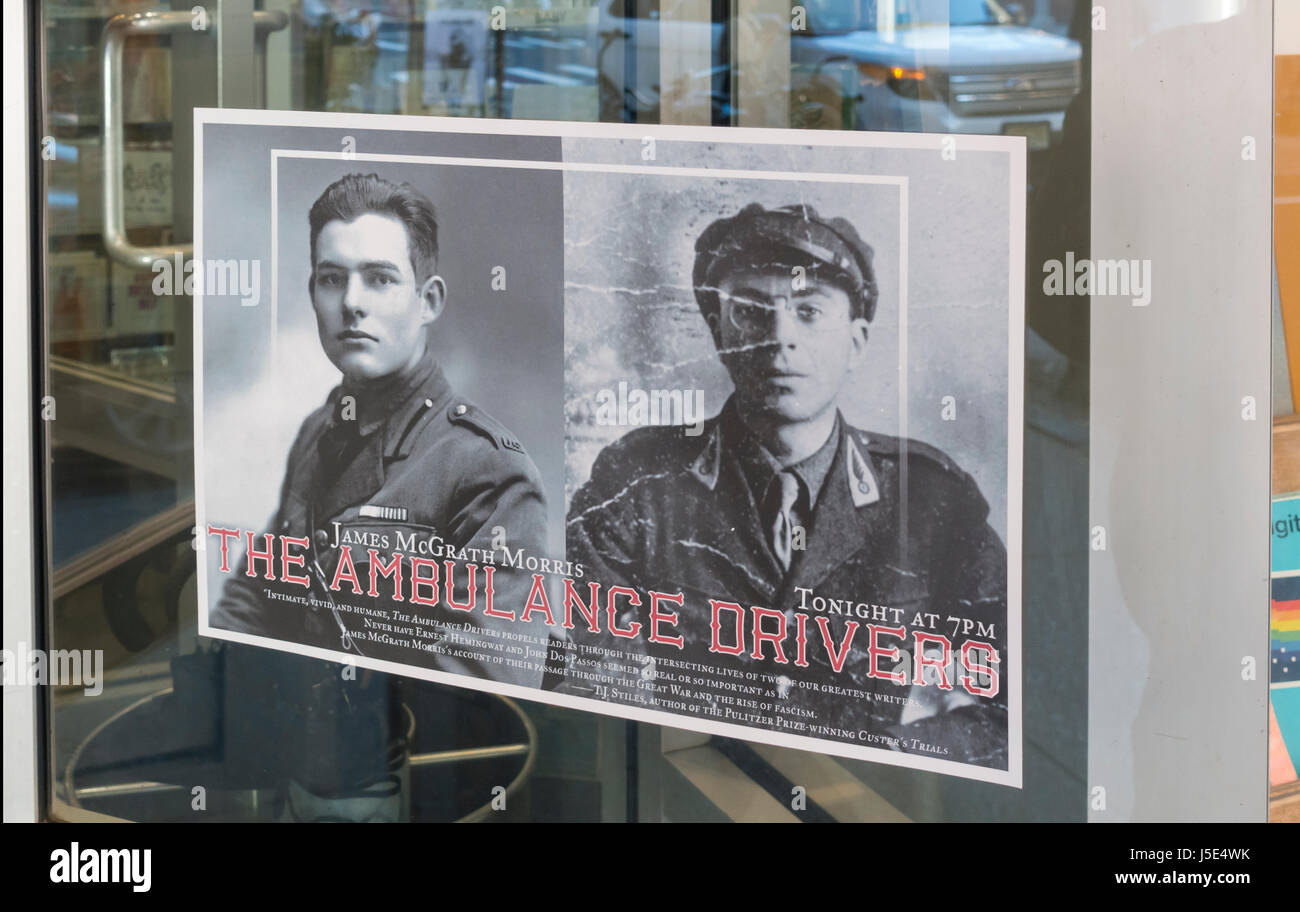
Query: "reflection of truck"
595 0 1082 146
796 0 1081 146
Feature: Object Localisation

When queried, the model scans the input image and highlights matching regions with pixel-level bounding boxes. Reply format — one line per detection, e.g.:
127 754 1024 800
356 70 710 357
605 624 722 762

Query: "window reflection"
39 0 1090 822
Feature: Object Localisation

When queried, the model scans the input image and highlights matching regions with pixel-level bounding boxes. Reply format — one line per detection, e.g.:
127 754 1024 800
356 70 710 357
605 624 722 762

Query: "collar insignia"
690 426 722 489
847 435 880 507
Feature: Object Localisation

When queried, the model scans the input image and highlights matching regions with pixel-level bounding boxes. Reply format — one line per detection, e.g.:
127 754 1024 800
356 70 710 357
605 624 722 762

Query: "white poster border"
194 108 1024 789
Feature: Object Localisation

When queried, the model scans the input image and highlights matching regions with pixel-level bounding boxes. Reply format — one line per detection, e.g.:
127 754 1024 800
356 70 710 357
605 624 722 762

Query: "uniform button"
279 519 290 532
424 398 434 408
315 529 330 549
454 403 467 416
859 482 870 493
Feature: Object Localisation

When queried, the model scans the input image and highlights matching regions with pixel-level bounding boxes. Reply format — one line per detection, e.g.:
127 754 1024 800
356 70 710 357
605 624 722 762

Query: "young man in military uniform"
566 203 1008 767
211 172 554 685
206 173 557 819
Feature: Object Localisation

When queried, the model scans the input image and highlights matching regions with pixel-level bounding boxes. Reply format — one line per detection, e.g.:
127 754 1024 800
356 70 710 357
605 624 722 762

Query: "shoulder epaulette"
854 427 965 476
447 401 526 454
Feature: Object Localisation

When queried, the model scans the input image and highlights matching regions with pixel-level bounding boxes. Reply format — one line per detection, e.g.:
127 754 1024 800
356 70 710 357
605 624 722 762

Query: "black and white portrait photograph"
195 118 566 688
561 134 1022 780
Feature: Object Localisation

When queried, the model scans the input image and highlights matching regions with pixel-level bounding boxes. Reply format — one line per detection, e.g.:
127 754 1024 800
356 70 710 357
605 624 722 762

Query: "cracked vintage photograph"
563 158 1014 772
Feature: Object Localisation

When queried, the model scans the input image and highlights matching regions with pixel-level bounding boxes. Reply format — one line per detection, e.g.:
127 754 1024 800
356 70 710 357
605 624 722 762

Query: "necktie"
765 470 801 571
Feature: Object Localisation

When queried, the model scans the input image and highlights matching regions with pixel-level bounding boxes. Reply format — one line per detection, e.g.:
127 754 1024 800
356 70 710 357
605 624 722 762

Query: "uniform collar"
844 428 880 507
688 418 723 488
325 347 452 458
333 346 438 437
689 398 879 508
730 411 840 512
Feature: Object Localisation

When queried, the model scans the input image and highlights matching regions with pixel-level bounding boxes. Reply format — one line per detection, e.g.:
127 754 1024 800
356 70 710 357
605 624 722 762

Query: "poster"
194 110 1024 786
422 8 489 109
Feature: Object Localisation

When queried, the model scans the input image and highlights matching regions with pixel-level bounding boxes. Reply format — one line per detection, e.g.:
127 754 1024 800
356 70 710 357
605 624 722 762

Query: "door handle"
100 9 288 270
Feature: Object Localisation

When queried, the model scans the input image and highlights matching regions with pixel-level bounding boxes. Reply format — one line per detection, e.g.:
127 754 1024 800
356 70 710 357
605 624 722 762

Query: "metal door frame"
3 0 265 824
4 0 40 824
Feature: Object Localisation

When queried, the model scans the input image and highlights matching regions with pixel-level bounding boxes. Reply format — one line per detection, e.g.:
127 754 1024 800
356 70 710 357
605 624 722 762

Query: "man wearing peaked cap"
567 202 1009 768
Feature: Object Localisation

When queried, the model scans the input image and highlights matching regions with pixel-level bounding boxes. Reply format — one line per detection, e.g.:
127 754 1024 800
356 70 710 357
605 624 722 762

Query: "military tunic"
211 348 555 689
565 397 1008 766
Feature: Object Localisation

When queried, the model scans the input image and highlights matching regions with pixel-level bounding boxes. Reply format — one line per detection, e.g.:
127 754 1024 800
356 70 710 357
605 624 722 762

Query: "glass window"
34 0 1095 822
